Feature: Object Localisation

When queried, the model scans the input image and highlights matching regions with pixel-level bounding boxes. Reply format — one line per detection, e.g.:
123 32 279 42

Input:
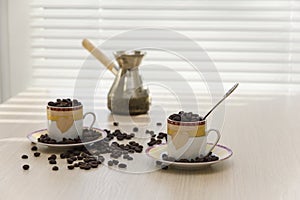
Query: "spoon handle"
203 83 239 120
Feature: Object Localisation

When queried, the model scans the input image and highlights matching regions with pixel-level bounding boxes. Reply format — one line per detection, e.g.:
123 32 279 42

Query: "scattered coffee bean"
84 164 91 170
156 139 162 145
113 122 119 126
133 127 138 132
60 153 66 159
118 163 127 168
90 162 99 168
108 160 114 166
21 155 28 159
127 156 133 161
156 122 162 126
112 160 119 165
34 152 41 157
48 155 57 160
52 166 59 171
31 146 38 151
67 158 74 164
67 165 75 170
22 164 30 170
161 165 169 170
49 160 57 165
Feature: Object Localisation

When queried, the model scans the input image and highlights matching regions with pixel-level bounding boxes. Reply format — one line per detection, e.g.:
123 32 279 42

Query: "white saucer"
27 127 106 148
146 143 233 170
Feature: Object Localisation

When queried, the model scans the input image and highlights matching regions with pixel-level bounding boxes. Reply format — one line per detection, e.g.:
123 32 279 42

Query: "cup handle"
204 129 221 157
83 112 96 130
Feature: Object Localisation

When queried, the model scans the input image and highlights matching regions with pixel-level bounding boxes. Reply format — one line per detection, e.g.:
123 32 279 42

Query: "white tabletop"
0 88 299 200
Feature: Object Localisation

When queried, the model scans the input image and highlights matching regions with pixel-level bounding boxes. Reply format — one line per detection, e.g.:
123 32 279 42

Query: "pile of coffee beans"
169 111 203 122
93 129 143 157
146 130 167 146
161 152 219 163
48 98 81 107
38 129 101 144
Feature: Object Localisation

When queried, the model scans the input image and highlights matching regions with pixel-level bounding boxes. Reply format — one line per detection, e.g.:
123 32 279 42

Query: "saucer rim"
27 127 106 148
145 143 233 167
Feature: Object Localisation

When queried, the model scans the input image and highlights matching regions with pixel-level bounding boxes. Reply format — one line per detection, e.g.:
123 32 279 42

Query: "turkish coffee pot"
82 39 150 115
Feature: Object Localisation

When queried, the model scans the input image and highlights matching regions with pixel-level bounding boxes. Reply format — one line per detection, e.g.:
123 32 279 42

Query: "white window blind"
30 0 300 95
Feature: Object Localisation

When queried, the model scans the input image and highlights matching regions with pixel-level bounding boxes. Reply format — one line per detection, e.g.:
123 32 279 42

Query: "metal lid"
114 50 146 69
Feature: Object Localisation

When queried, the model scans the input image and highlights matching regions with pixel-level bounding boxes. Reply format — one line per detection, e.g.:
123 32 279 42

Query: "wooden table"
0 88 299 200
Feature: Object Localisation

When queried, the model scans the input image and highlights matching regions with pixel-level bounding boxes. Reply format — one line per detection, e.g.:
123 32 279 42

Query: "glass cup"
47 105 96 141
167 118 220 160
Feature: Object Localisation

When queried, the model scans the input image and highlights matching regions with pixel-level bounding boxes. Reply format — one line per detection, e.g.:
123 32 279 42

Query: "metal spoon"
203 83 239 120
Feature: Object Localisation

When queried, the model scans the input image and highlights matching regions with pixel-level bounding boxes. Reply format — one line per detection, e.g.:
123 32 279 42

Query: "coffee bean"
108 160 114 166
34 152 41 157
149 131 154 136
70 156 77 162
67 165 75 170
134 146 143 153
125 134 132 140
51 154 57 159
113 122 119 126
49 160 57 164
116 135 125 141
156 122 162 126
73 151 81 156
90 162 98 168
161 165 169 170
84 164 91 170
147 140 156 146
118 163 127 168
67 158 74 164
52 166 59 171
156 139 162 145
127 156 133 161
21 155 28 159
156 161 162 165
60 153 67 159
112 160 119 165
132 127 138 132
31 146 38 151
22 164 30 170
98 156 105 162
48 101 56 106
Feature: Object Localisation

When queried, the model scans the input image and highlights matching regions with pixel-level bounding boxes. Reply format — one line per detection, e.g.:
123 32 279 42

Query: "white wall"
0 0 31 102
0 0 10 102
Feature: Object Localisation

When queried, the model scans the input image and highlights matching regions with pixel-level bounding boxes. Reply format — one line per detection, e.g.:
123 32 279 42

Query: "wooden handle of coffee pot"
82 38 118 76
